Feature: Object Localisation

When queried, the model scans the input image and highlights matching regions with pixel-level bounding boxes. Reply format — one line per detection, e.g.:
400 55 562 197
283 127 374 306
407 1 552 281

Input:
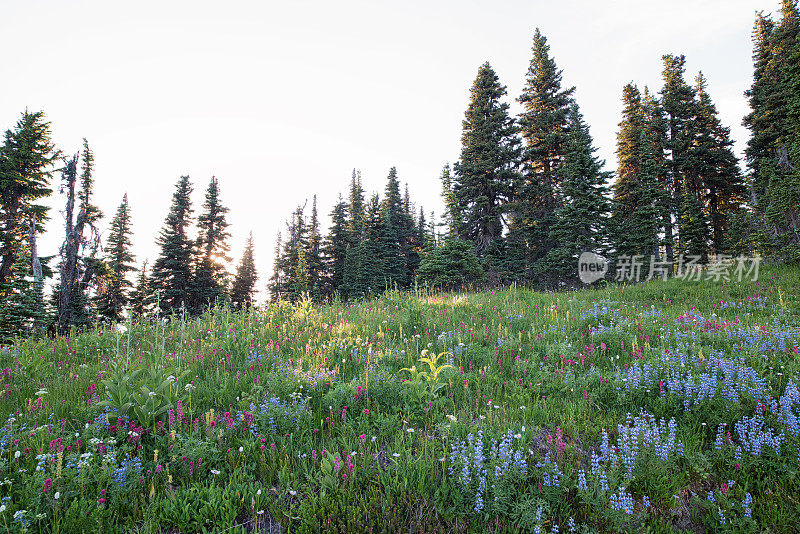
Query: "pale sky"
1 0 781 302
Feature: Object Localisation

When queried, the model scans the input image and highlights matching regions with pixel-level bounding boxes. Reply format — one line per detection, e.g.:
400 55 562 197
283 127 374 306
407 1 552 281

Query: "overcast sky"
1 0 781 302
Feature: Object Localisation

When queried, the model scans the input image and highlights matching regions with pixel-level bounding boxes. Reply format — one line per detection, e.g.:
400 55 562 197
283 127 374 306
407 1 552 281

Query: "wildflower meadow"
1 266 800 533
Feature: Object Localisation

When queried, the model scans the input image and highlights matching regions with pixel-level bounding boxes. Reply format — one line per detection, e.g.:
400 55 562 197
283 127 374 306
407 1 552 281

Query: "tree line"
1 2 799 335
0 127 259 340
272 4 800 297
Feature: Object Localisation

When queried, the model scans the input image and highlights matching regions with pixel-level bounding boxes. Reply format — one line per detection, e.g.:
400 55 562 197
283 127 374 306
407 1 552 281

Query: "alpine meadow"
1 1 800 532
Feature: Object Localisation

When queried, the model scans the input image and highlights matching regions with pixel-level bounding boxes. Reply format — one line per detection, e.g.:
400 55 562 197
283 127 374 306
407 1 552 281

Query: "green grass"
1 265 799 532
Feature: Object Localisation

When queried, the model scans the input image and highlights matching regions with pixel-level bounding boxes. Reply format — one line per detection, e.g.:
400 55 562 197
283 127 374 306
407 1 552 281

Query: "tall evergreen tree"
510 29 575 280
342 194 385 299
452 62 520 272
324 197 349 296
439 163 463 238
151 176 194 313
55 140 104 330
129 260 154 317
692 73 747 253
347 170 365 246
743 2 800 260
193 176 231 310
0 236 44 341
307 195 324 299
660 54 699 263
230 233 258 310
268 231 284 301
0 110 59 287
613 83 645 225
541 105 611 284
96 194 135 322
380 167 406 287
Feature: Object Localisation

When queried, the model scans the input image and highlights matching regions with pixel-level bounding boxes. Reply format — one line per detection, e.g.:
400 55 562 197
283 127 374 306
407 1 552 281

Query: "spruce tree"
660 54 699 264
129 260 154 317
452 62 520 272
96 194 135 322
542 105 611 284
151 176 194 313
380 167 406 287
0 110 59 287
342 194 385 299
268 231 284 301
193 176 231 311
55 140 104 330
0 237 44 341
511 29 575 281
692 73 746 253
324 197 349 296
230 233 258 310
439 163 463 237
347 170 365 245
613 83 645 226
307 196 324 299
743 2 800 260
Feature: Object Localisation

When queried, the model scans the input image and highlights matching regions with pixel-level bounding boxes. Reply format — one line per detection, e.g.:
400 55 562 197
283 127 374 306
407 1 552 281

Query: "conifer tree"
0 237 44 341
230 233 258 310
151 176 194 313
347 170 365 245
268 231 284 301
510 29 575 280
129 260 154 317
193 176 231 311
0 110 59 287
613 83 645 225
439 163 463 237
96 194 135 322
743 2 800 260
660 54 698 263
55 140 104 330
307 195 324 299
342 194 385 299
692 73 747 253
324 197 349 296
452 62 520 272
541 105 611 284
380 167 406 287
613 84 669 264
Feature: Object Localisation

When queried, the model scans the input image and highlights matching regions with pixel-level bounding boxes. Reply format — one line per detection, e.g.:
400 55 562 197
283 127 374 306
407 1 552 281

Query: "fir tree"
0 237 44 341
380 167 406 287
55 140 104 330
415 238 486 290
96 194 135 322
193 176 231 311
541 105 611 284
342 194 385 299
510 29 575 281
324 197 349 296
129 260 154 317
439 163 463 238
452 62 520 271
151 176 194 313
307 196 324 299
613 83 645 225
692 73 746 253
660 54 698 263
268 231 283 301
0 110 59 287
230 233 258 310
743 2 800 260
347 170 365 246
